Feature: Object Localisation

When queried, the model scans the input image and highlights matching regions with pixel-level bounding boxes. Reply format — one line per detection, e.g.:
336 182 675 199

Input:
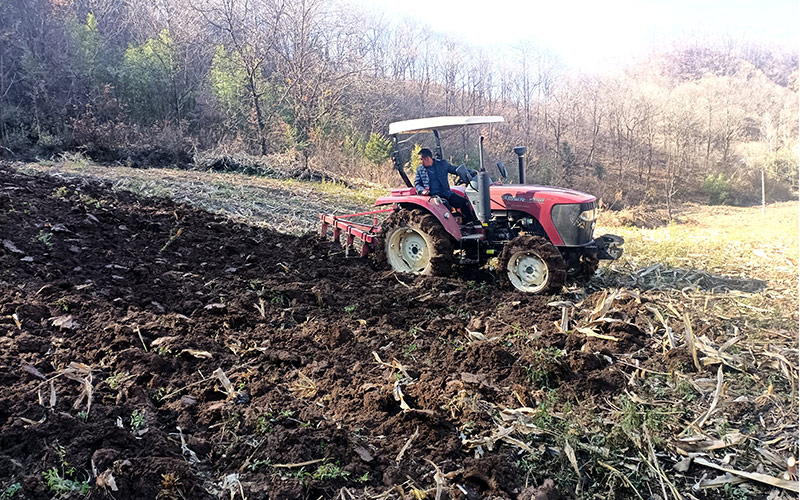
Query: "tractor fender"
375 195 462 241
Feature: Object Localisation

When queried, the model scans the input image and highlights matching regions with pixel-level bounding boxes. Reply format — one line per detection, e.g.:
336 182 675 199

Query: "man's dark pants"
445 193 479 224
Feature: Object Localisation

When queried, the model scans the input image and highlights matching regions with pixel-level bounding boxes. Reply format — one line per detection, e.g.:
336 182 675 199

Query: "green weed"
613 396 670 447
440 336 466 352
402 343 418 360
256 410 295 434
675 379 697 402
507 322 532 339
467 280 488 292
52 186 69 199
36 230 54 249
160 227 183 252
57 151 90 167
43 468 90 496
0 483 21 499
531 389 562 430
286 467 311 484
151 387 167 403
223 412 241 434
77 193 106 209
130 409 146 432
515 451 577 494
248 458 271 472
106 372 131 390
155 346 171 356
42 443 90 497
54 297 70 312
522 347 564 388
311 462 350 481
723 483 749 500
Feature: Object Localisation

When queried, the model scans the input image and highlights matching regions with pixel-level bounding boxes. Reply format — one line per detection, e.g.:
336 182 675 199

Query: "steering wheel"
453 165 477 186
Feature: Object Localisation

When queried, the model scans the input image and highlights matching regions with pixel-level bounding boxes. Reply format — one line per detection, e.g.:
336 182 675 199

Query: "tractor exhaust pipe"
478 137 491 223
513 146 527 184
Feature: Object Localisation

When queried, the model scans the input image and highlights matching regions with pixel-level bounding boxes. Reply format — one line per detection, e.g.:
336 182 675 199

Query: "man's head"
419 148 434 167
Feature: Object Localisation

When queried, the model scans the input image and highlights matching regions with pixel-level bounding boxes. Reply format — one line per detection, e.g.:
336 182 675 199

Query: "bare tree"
195 0 284 154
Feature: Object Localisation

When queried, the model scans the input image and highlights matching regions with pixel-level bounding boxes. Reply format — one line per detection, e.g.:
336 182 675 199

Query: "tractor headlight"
579 208 597 222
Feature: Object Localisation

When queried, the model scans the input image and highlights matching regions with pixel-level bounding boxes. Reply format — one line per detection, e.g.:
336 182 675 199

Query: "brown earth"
0 165 687 499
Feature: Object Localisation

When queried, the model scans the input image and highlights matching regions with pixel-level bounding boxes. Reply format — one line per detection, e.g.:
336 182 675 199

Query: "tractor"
319 115 623 293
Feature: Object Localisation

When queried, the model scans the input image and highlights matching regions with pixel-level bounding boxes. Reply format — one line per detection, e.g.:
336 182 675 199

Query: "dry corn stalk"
395 426 419 463
181 349 212 359
683 314 701 371
288 371 317 398
213 368 236 398
563 440 582 495
462 423 533 453
645 304 676 348
694 457 800 493
393 381 412 411
62 362 93 416
372 351 410 379
675 431 745 453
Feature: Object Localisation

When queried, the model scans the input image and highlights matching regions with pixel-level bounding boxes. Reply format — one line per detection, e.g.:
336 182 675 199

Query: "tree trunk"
250 80 267 155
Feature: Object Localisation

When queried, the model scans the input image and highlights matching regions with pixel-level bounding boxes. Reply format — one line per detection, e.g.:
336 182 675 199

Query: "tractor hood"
484 184 598 246
489 184 596 207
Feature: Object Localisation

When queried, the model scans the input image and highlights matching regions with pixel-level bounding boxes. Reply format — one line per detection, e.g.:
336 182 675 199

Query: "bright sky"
351 0 799 72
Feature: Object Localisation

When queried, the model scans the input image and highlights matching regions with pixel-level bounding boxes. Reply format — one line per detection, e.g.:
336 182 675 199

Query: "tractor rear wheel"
498 235 566 294
377 209 453 276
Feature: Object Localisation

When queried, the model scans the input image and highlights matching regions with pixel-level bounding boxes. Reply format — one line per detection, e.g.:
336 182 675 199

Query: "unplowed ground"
0 164 797 500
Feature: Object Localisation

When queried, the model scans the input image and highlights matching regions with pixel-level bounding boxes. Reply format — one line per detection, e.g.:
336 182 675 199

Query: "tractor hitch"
593 234 624 260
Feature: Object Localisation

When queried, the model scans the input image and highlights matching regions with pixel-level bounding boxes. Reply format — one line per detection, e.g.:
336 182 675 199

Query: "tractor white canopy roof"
388 116 504 135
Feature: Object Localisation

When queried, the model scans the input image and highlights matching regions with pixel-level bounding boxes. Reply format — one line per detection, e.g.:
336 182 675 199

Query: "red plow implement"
318 208 394 257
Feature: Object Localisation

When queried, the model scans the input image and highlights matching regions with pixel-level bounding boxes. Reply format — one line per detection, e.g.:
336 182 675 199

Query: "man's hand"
420 189 430 196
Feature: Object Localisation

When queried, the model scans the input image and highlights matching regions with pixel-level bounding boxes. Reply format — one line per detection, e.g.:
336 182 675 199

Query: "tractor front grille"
550 202 596 246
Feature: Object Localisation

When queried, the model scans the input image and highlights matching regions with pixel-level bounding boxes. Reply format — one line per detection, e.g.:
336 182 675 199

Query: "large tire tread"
373 208 454 276
497 235 566 293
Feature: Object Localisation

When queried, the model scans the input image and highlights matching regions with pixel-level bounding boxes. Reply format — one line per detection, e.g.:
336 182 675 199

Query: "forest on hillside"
0 0 797 207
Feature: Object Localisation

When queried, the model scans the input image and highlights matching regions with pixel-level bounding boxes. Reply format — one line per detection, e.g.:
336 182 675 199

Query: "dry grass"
18 161 382 235
575 201 799 500
599 202 798 284
596 201 798 326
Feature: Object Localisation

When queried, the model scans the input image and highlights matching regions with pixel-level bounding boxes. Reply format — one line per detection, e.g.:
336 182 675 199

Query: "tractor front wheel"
498 235 566 294
377 209 453 276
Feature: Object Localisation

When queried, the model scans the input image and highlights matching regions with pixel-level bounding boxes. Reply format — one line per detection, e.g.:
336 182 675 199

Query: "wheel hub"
387 228 431 273
400 233 427 263
508 252 549 292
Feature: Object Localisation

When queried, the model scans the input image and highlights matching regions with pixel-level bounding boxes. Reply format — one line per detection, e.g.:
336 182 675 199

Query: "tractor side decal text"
501 194 545 204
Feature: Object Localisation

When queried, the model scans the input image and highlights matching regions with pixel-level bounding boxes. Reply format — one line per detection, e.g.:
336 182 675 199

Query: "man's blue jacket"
414 159 458 197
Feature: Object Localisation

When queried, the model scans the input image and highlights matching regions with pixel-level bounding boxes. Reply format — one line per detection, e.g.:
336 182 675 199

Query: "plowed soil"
0 165 665 499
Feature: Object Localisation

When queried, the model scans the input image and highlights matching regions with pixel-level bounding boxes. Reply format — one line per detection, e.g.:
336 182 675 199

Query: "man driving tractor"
414 148 480 225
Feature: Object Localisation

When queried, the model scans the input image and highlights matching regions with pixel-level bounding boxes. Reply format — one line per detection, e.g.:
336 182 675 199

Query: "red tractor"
320 116 623 294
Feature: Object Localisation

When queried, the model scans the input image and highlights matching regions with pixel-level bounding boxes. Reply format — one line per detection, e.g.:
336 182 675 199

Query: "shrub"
703 173 730 205
593 161 605 180
363 132 391 165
